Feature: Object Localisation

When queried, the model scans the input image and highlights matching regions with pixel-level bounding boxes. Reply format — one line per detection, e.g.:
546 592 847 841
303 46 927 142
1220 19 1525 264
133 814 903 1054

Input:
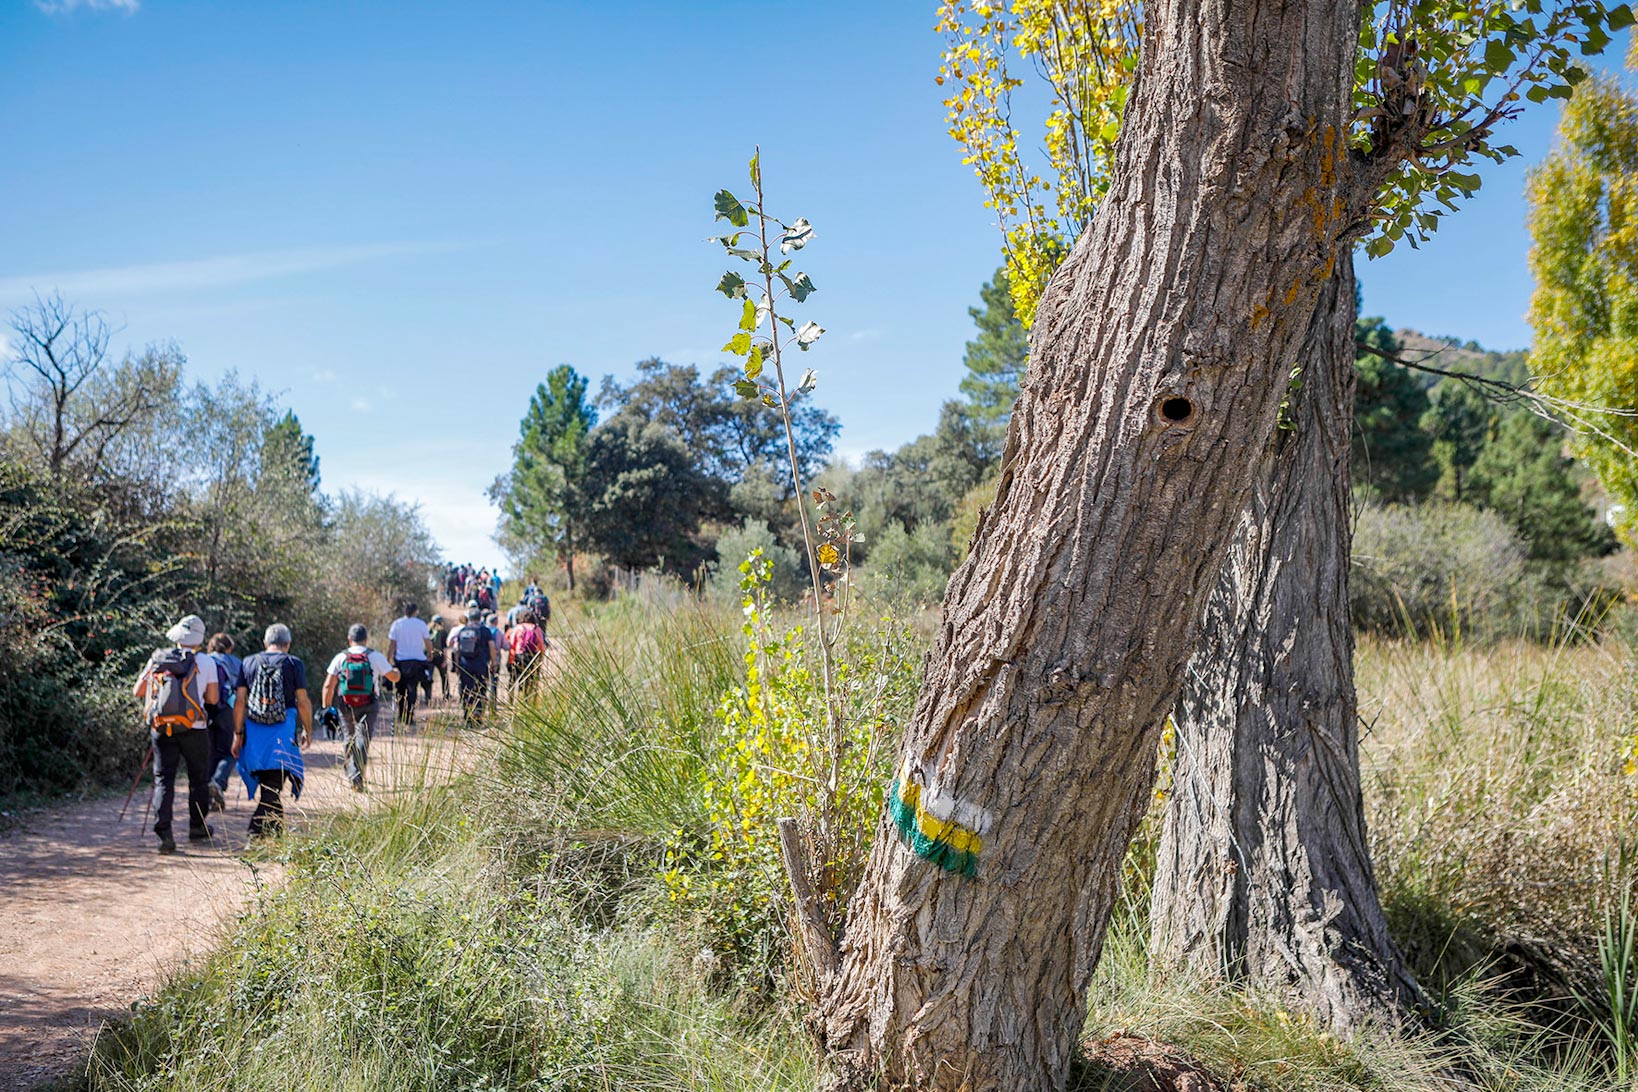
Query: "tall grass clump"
1358 629 1638 1006
84 737 822 1092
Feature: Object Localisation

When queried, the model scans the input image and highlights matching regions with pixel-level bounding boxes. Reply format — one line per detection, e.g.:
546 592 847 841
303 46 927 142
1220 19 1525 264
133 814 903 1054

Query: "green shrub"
663 554 919 988
854 519 953 607
1351 500 1557 639
708 521 807 604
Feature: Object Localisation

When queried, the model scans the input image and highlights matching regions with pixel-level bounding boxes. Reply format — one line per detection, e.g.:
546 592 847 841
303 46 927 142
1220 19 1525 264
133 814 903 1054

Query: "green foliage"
1529 68 1638 543
1421 380 1496 503
493 364 597 584
1350 499 1567 638
1356 0 1632 260
264 409 321 494
0 461 176 794
708 520 806 603
664 554 918 986
843 402 995 558
1469 410 1617 566
0 312 440 796
1353 318 1438 501
856 521 957 608
950 471 998 562
958 267 1029 440
578 415 716 575
601 358 839 506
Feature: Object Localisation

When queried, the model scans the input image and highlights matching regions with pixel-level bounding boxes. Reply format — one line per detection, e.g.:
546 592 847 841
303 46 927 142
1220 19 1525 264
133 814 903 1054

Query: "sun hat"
166 615 206 648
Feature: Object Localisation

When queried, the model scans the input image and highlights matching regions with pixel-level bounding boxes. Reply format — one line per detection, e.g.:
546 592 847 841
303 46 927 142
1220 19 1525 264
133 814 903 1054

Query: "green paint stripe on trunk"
888 780 979 877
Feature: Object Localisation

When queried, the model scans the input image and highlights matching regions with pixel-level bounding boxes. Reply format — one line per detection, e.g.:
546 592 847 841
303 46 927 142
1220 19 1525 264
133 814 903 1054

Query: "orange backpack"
146 650 203 736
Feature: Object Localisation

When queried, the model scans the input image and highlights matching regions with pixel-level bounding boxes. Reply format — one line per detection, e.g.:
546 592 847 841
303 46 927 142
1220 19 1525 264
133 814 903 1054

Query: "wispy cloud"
0 241 453 302
849 329 882 342
350 397 374 414
36 0 139 13
311 369 337 384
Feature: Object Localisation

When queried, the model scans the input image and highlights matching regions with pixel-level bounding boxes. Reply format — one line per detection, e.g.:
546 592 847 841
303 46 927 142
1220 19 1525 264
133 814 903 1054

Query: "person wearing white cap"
132 614 221 854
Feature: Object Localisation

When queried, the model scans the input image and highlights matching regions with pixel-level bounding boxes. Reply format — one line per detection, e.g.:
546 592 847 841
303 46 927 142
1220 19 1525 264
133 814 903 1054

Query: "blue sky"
0 1 1620 568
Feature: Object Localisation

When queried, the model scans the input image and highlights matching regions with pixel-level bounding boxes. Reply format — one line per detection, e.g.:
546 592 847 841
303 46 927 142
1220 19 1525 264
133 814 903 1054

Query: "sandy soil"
0 692 473 1091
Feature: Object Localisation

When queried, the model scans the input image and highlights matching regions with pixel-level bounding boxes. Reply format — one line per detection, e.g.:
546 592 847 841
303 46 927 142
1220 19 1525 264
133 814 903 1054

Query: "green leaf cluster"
1528 65 1638 543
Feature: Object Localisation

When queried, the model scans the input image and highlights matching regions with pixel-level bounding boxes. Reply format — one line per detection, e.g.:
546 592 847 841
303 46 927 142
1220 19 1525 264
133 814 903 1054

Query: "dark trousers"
205 704 235 791
456 666 488 726
151 727 210 838
421 656 446 701
340 701 379 787
394 660 427 722
250 770 288 837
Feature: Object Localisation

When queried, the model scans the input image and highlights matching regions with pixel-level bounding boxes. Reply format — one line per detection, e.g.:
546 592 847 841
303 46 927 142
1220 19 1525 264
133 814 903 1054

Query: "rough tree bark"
799 0 1363 1085
1150 257 1420 1031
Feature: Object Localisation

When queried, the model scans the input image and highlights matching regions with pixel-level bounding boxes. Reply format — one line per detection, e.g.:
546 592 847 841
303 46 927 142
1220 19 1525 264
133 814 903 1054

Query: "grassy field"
75 593 1638 1091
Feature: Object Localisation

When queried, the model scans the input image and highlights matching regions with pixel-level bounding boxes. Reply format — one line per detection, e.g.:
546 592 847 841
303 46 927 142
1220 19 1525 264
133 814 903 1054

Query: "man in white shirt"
132 613 221 854
322 623 400 791
385 601 433 726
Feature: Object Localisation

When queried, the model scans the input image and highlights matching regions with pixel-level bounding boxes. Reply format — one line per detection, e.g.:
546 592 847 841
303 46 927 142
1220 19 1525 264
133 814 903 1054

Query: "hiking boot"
157 835 177 855
189 825 215 842
208 783 226 813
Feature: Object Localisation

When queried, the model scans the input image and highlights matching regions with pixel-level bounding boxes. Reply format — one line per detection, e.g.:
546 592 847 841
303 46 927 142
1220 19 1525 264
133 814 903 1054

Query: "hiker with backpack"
385 601 433 727
320 624 400 792
448 607 501 727
507 608 547 698
132 614 221 854
485 611 505 707
204 632 244 814
233 623 312 839
425 613 450 702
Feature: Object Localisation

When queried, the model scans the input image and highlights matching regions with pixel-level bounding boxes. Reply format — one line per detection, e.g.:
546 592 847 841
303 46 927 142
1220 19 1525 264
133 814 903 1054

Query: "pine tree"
496 365 596 590
958 268 1028 438
262 410 321 495
1470 410 1617 566
1352 317 1437 501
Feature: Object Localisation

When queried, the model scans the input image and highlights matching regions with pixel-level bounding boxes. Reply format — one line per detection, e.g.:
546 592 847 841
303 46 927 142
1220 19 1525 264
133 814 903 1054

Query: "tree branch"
1358 338 1638 460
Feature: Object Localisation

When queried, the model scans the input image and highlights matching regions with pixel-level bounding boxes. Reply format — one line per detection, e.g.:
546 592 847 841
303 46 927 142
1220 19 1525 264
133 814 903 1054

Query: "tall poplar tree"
1529 62 1638 543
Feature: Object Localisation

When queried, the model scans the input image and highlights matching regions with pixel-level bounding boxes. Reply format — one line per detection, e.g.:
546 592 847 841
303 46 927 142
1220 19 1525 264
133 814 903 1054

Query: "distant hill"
1391 329 1530 388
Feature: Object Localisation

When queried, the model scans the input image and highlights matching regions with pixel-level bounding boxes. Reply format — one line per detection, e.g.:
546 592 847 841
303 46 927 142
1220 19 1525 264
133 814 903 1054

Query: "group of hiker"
443 563 503 613
134 577 554 855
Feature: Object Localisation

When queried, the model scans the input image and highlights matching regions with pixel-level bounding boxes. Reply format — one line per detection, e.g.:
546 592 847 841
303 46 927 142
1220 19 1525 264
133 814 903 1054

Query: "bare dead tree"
4 292 174 481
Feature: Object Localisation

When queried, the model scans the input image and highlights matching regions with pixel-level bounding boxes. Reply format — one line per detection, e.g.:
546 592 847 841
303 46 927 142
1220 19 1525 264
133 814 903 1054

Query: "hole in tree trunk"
1157 397 1195 425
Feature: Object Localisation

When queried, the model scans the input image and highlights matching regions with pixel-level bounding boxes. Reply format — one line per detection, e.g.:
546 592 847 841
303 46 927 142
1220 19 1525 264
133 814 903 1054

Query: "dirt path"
0 702 470 1091
0 606 566 1090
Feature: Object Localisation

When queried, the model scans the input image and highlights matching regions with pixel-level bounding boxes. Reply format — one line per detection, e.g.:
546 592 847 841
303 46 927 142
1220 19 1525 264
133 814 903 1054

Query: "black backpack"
245 656 289 725
455 625 490 671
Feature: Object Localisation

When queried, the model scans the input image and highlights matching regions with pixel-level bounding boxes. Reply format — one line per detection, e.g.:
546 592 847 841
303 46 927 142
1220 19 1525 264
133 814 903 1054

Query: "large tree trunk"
1150 256 1420 1031
806 0 1361 1085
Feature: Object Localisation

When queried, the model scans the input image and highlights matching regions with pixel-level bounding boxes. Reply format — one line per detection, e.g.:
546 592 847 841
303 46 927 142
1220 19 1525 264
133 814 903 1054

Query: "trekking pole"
118 744 154 822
